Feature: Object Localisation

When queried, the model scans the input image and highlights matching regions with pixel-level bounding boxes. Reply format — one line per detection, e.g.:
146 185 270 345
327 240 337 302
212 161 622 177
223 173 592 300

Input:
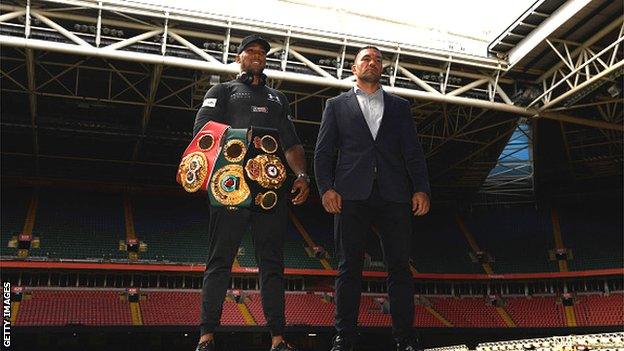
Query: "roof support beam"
537 15 623 82
131 64 163 167
507 0 593 68
432 123 519 180
1 35 622 132
25 48 40 174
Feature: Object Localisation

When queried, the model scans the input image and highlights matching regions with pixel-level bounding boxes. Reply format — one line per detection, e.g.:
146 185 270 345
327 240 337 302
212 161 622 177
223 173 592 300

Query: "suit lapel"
345 89 375 141
375 91 393 140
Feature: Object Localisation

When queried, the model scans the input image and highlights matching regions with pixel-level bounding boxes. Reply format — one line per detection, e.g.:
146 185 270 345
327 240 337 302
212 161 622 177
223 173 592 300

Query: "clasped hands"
322 189 430 216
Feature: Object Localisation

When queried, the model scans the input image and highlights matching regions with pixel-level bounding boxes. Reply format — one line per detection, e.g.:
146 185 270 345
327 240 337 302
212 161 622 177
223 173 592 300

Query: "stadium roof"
0 0 621 204
138 0 536 56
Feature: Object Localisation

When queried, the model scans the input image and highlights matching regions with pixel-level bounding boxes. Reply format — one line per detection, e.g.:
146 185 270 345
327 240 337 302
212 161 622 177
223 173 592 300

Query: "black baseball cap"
237 34 270 54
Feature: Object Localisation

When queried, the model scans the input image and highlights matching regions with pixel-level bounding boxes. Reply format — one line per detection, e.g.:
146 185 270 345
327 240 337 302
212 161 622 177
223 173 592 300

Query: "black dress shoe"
195 340 215 351
270 341 299 351
330 334 353 351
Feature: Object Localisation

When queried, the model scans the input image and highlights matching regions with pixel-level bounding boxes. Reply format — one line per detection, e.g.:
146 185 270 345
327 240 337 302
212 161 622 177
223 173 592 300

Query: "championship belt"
176 121 229 193
243 126 288 211
208 128 251 208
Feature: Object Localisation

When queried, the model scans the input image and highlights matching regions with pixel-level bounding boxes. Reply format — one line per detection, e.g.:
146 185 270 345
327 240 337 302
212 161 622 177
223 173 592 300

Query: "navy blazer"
314 89 430 203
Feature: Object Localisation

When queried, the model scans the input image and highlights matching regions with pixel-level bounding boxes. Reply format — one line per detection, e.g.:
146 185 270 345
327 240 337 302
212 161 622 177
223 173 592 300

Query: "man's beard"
359 71 381 84
242 63 264 76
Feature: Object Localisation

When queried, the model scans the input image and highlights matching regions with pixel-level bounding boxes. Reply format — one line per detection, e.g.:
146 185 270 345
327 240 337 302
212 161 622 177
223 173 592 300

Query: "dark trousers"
334 183 414 341
200 202 287 336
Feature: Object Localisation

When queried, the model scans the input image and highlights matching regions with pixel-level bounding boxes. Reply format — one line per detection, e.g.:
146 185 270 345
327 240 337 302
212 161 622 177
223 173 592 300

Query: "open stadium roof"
137 0 536 56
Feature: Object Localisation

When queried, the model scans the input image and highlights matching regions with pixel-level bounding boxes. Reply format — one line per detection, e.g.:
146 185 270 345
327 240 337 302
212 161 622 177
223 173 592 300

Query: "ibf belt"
243 126 288 211
208 128 251 208
176 121 229 193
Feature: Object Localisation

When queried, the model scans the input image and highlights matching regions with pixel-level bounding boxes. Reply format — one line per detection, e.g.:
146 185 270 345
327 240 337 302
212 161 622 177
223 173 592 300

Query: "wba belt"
177 122 288 212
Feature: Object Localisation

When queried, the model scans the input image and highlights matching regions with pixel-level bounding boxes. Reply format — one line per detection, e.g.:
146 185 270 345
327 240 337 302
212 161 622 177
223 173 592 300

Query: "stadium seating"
429 296 506 327
413 304 447 327
291 204 337 267
140 291 247 326
236 231 258 267
13 288 624 328
412 213 481 274
461 207 556 273
574 293 624 326
284 221 324 270
504 296 566 328
358 294 393 327
0 186 31 257
131 195 209 263
16 290 132 326
32 189 127 260
283 292 334 326
140 291 202 325
557 202 624 271
2 187 622 274
243 292 267 325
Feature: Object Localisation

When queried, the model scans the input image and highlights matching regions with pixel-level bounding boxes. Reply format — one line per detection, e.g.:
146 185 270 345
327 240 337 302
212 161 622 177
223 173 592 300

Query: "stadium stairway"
371 225 419 275
288 210 333 270
130 300 143 326
550 207 569 272
455 214 494 275
236 299 257 326
2 189 39 258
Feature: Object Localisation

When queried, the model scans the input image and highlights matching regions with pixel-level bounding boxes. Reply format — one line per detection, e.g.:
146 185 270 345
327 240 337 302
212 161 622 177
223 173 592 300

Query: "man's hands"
412 192 430 216
322 189 428 215
322 189 342 214
291 178 310 205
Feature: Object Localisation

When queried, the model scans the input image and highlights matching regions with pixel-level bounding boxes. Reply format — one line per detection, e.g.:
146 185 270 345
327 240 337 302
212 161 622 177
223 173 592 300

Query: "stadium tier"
460 207 557 273
237 231 258 267
140 291 246 326
2 188 623 274
411 214 483 274
131 194 210 263
31 189 127 260
13 289 624 328
0 187 31 257
504 296 566 328
557 203 624 271
16 290 132 326
284 221 325 270
429 297 506 328
574 293 624 327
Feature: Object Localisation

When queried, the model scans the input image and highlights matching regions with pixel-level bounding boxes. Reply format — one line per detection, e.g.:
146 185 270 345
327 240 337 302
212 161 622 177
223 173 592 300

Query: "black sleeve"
193 84 228 136
314 98 339 196
276 92 301 151
399 98 431 196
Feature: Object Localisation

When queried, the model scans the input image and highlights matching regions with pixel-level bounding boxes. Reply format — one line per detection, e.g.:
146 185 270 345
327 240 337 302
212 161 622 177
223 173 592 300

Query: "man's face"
236 42 267 75
352 48 382 84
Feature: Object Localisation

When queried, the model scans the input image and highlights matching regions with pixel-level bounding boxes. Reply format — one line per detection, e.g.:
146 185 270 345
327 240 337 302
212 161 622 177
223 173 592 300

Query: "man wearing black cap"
193 34 309 351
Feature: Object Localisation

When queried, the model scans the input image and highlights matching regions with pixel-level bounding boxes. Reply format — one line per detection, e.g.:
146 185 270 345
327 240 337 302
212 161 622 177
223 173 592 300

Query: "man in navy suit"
314 46 430 351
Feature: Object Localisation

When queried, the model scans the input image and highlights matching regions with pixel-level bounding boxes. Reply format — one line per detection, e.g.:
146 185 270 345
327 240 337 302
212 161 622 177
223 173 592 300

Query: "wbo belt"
176 121 288 212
